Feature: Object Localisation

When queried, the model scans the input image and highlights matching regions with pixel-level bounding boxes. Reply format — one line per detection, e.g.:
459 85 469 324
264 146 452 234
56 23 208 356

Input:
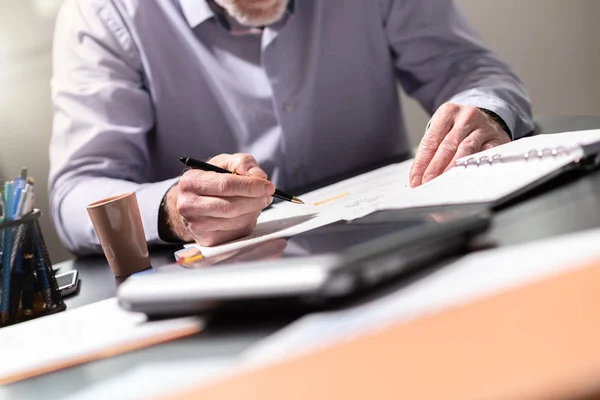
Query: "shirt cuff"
138 177 181 246
446 90 518 140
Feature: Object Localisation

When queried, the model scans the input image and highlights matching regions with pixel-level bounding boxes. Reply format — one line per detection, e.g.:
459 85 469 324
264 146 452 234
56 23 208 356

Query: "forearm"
385 0 534 139
51 175 179 255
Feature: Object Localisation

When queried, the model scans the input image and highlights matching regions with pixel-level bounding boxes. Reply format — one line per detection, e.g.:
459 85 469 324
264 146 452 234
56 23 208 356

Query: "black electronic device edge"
118 206 491 317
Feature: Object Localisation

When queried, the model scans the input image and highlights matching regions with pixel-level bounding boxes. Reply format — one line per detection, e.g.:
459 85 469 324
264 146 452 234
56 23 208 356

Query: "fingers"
185 210 262 234
192 226 258 248
178 195 272 219
481 137 507 151
174 152 274 247
411 104 510 187
209 153 269 179
421 120 481 183
410 103 456 187
179 170 275 198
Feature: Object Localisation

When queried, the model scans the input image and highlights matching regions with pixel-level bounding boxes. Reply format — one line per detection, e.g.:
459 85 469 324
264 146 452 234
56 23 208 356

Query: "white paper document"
190 160 414 258
241 227 600 368
0 298 203 385
187 129 600 258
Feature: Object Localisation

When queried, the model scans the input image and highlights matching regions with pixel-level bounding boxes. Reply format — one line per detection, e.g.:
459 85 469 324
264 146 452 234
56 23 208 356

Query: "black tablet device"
117 206 491 317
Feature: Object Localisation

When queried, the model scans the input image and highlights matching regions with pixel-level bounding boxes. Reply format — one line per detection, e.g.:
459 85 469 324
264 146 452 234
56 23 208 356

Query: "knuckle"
212 199 231 217
213 198 242 218
228 201 244 218
178 172 194 192
180 171 213 195
438 139 459 154
238 153 256 164
439 102 459 114
217 176 234 194
197 218 220 232
419 137 439 152
242 177 261 196
187 220 205 233
176 193 193 216
209 153 227 163
459 138 480 153
461 106 480 120
196 234 220 247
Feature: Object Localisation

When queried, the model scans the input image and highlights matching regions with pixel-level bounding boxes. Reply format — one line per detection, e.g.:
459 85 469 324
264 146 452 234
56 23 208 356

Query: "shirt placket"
261 24 309 191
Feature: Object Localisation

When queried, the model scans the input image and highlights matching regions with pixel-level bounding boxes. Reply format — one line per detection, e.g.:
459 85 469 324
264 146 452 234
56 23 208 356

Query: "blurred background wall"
1 0 599 263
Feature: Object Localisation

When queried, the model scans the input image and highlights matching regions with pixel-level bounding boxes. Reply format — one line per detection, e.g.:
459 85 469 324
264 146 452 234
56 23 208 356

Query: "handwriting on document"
343 194 384 210
312 192 351 207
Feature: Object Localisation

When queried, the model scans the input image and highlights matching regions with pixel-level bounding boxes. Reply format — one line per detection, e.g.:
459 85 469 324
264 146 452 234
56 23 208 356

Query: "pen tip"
291 197 304 205
180 157 188 165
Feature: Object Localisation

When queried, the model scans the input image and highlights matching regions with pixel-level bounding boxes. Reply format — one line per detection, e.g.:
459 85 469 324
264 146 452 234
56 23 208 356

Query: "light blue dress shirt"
50 0 533 254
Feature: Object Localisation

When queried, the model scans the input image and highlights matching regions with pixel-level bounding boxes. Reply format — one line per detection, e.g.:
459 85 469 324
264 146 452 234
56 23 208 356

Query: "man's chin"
217 0 289 27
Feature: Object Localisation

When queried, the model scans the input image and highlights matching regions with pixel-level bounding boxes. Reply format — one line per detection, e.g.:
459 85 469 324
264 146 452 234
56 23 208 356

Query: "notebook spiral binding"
456 146 573 168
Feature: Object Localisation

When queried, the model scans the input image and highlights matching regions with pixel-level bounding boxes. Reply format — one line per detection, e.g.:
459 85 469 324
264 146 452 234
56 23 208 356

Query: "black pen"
180 157 304 205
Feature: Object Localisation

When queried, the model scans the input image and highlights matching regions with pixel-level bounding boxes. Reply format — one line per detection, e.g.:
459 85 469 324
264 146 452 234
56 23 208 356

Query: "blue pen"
12 168 27 219
0 179 5 223
12 187 22 220
14 168 27 190
4 182 14 223
1 182 15 323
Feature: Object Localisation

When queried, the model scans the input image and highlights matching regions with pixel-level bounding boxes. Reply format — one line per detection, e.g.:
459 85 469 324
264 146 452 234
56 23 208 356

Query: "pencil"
180 157 304 205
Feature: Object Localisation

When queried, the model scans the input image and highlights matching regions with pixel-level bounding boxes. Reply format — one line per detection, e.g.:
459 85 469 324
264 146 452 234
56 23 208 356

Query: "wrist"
157 183 188 243
478 107 512 139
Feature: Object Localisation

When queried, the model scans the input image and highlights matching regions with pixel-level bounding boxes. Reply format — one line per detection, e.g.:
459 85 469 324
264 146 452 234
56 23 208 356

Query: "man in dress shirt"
49 0 533 254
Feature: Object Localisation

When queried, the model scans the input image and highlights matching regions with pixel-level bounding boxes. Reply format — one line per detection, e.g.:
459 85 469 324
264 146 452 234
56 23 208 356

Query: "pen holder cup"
0 209 66 328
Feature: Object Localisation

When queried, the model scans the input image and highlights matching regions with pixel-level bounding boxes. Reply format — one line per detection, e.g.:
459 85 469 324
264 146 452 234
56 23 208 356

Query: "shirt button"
283 102 295 112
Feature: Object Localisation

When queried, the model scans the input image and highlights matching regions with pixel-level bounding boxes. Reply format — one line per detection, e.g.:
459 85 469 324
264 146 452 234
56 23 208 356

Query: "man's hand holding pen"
162 153 275 246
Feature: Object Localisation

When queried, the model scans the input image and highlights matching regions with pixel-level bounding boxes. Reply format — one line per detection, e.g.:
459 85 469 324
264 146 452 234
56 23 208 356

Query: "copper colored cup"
86 192 150 277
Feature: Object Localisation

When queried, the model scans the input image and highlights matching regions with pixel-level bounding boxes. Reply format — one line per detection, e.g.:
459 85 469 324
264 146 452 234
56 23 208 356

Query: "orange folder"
163 258 600 400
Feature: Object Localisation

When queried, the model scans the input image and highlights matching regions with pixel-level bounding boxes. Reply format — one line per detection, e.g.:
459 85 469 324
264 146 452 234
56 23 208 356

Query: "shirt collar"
179 0 295 30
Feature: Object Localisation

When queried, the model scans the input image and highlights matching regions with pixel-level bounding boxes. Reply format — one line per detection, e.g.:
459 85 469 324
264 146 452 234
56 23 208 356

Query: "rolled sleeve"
382 0 534 139
54 177 179 254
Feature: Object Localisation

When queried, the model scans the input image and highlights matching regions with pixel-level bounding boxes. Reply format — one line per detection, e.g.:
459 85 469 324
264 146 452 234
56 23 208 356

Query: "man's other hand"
409 103 511 187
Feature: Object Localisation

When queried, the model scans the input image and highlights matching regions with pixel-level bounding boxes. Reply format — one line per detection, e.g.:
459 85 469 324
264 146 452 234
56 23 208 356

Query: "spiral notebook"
378 129 600 211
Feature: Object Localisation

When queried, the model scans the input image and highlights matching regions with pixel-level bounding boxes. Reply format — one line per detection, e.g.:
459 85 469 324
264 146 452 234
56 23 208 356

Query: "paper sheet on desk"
185 160 414 258
0 298 203 385
240 227 600 368
184 129 600 258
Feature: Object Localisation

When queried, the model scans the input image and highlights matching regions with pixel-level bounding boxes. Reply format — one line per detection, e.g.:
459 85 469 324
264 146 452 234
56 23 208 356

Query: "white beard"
213 0 290 27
